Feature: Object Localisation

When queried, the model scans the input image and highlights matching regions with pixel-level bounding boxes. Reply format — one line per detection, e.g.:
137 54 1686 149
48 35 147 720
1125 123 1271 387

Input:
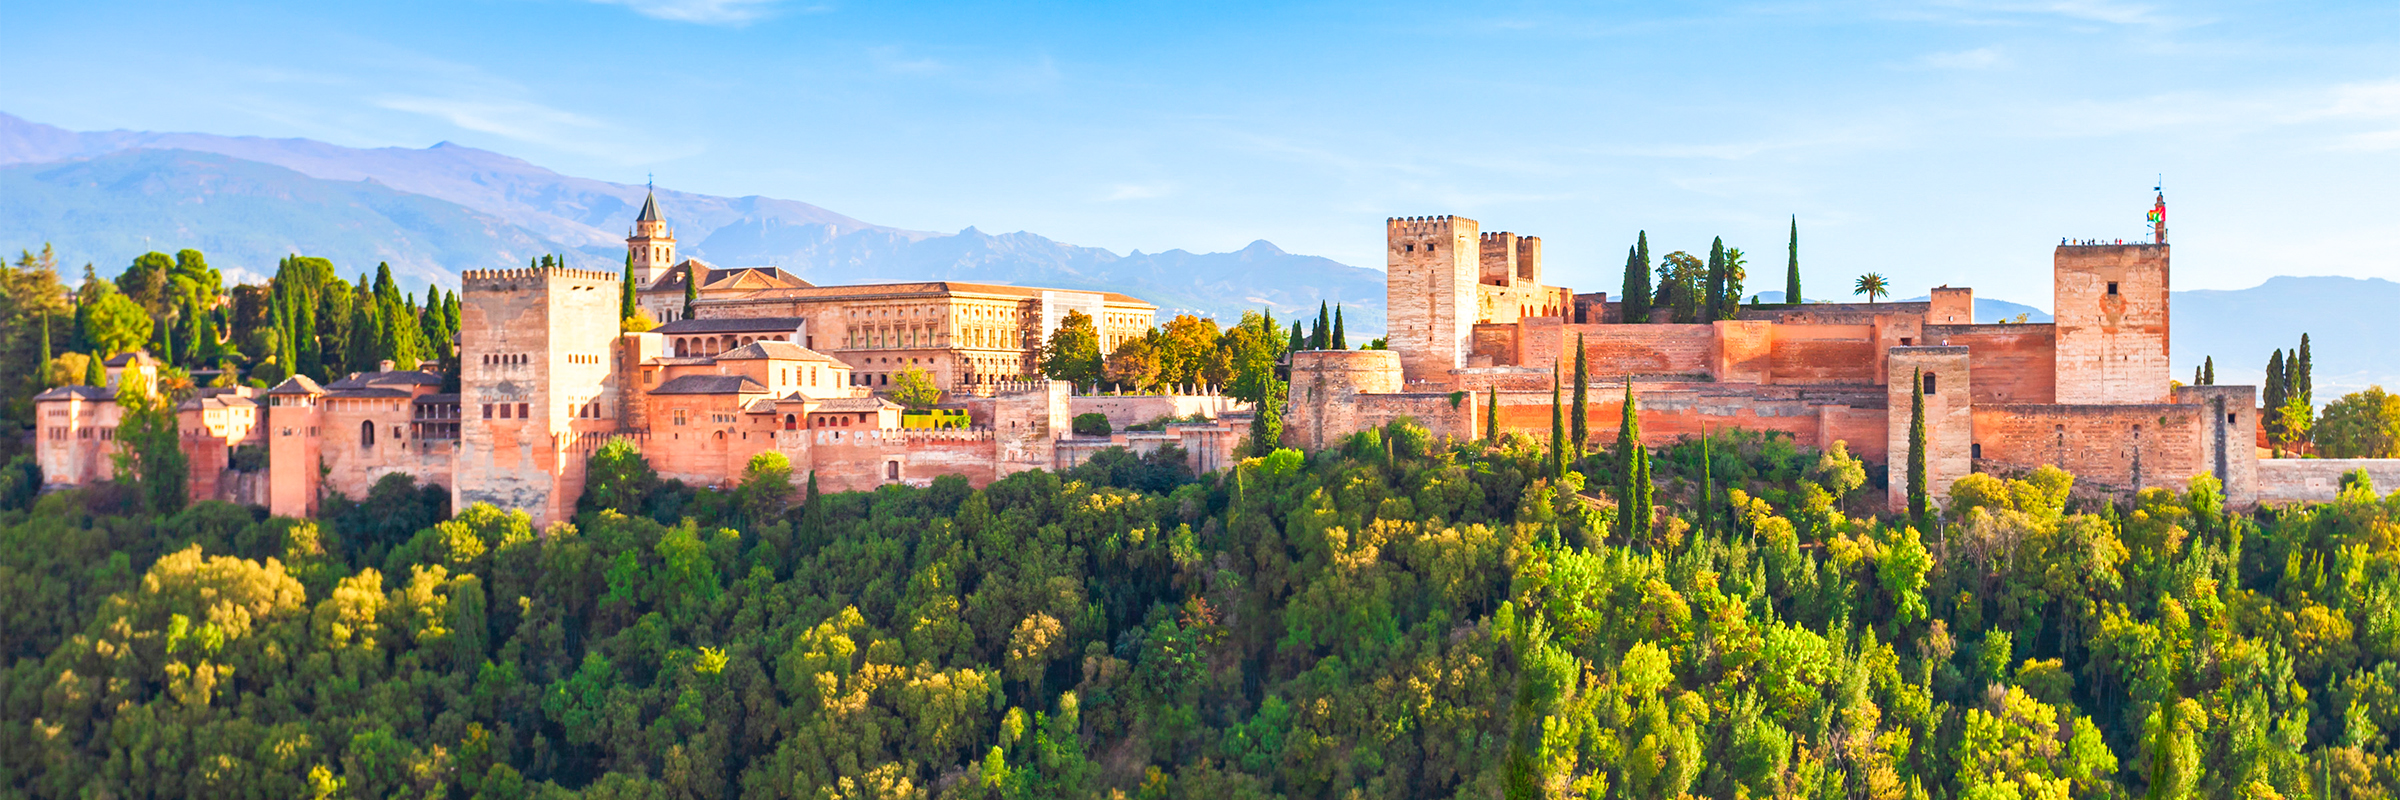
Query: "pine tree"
1706 237 1727 320
1785 216 1801 304
2296 333 2312 407
1616 382 1651 541
683 262 701 321
621 251 638 322
1621 234 1653 324
1485 386 1499 441
1570 334 1589 453
1549 373 1567 479
1331 306 1347 350
1908 367 1931 534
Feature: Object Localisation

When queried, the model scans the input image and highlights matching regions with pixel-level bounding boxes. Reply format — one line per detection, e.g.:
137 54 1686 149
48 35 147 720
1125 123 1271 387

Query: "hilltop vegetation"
3 428 2400 799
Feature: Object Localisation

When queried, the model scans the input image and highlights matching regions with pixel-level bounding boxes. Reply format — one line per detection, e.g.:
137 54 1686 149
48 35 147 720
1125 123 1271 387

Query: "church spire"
628 184 676 288
637 189 663 224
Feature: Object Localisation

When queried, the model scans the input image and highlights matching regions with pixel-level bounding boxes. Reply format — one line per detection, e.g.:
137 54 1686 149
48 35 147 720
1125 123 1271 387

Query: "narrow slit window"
1923 373 1938 395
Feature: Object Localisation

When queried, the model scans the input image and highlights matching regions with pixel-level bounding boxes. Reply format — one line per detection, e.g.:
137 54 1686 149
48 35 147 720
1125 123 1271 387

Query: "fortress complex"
35 192 1240 526
1288 205 2301 509
624 192 1156 391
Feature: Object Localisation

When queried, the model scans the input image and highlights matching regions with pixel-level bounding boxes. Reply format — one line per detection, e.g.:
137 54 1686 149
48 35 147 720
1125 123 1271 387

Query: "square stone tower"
1386 215 1480 387
1887 346 1972 514
2054 244 2170 404
455 265 625 524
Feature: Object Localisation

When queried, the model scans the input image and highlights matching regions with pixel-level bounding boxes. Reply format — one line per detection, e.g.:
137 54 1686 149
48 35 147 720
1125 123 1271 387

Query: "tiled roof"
716 341 836 362
653 316 808 335
413 393 462 404
34 386 114 401
651 374 771 395
103 351 158 367
266 375 326 396
178 393 259 411
809 396 902 412
642 260 812 293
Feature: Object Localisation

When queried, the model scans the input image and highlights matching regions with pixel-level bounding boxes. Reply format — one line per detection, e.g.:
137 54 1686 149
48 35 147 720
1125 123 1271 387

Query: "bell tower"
628 188 676 285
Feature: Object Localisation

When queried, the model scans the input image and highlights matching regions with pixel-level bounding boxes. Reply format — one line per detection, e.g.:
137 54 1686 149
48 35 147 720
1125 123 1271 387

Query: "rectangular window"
483 404 493 419
499 404 510 419
2106 282 2119 295
518 403 529 418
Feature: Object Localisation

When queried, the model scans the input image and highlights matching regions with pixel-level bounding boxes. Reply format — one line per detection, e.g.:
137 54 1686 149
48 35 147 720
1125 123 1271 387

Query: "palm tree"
1853 273 1890 304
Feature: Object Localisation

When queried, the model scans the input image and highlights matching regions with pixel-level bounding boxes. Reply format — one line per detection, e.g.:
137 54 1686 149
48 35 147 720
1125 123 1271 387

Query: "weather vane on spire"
2147 178 2167 245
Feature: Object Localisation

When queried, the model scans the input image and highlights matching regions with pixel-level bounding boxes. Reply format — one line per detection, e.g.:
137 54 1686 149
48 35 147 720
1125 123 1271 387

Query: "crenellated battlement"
1387 215 1462 238
459 266 622 285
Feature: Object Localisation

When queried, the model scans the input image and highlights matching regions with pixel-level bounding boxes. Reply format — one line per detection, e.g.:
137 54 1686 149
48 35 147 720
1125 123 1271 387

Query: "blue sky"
4 0 2397 306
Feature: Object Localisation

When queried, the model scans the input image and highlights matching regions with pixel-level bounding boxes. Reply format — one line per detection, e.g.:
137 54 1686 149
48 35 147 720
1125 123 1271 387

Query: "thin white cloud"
1920 46 2007 69
582 0 812 25
869 46 947 76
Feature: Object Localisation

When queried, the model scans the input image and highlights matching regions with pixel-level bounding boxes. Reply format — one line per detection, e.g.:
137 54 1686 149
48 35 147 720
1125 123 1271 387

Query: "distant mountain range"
0 112 1385 331
1 112 2390 391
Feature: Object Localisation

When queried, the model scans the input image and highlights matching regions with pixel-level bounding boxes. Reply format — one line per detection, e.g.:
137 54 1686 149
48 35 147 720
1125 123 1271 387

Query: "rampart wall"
1769 324 1879 385
1068 393 1249 431
1926 324 2057 404
1972 403 2208 495
2258 460 2400 504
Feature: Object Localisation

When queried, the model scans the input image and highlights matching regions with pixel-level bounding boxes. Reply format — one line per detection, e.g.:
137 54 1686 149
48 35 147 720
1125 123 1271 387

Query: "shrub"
1073 412 1112 437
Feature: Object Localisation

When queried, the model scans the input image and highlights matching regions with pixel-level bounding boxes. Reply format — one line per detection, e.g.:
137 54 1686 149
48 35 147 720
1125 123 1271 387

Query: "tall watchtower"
628 190 676 285
2053 242 2170 403
1386 215 1480 386
454 265 625 524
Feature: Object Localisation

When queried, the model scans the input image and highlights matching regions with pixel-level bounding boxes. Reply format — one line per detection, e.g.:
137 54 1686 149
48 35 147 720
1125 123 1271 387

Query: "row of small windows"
485 354 528 366
482 403 532 419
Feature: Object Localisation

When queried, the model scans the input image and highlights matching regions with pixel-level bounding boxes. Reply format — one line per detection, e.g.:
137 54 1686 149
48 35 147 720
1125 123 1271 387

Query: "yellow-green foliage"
3 434 2400 799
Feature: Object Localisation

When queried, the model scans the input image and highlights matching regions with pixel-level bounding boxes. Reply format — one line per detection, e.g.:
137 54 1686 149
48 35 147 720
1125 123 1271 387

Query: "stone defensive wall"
1971 403 2208 496
1487 382 1890 460
1286 350 1474 450
1924 324 2058 404
1068 392 1250 432
2258 460 2400 504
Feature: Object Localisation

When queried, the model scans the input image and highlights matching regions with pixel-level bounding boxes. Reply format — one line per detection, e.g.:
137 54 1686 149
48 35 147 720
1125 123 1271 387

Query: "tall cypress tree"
1549 373 1567 479
1621 235 1653 324
1570 333 1589 453
1288 321 1305 353
1908 367 1931 534
1331 305 1347 350
2296 333 2312 407
1616 382 1651 541
1784 216 1801 304
295 295 322 380
1313 302 1331 350
622 250 639 322
1706 237 1727 320
2265 349 2287 420
683 262 701 321
2202 356 2215 385
1700 432 1714 538
38 312 53 388
1485 386 1500 441
85 350 105 388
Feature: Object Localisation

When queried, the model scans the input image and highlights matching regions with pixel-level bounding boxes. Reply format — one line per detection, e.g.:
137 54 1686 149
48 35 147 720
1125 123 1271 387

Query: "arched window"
784 414 797 430
361 420 376 448
714 430 725 440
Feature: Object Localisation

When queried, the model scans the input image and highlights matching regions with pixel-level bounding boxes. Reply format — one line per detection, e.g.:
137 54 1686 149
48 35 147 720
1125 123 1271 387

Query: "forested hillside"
3 426 2399 799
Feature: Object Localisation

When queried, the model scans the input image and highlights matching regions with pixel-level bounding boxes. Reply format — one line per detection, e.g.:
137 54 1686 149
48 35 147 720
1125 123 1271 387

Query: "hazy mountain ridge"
0 111 1386 329
0 149 558 289
2173 275 2400 394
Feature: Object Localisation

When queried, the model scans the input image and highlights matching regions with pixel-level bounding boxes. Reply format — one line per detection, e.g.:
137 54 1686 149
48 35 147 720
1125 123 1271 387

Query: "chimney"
379 359 395 372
